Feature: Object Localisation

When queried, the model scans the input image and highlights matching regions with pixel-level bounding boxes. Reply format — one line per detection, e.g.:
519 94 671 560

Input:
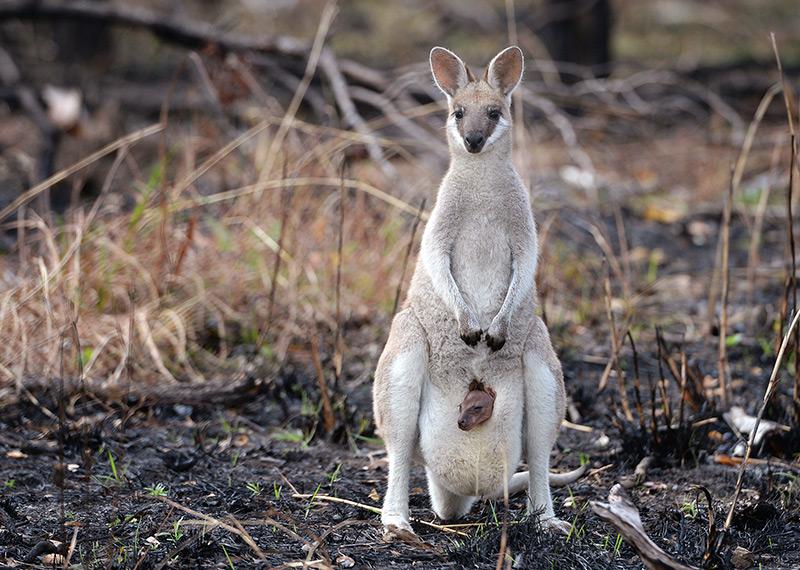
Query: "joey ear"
430 47 469 98
484 46 524 97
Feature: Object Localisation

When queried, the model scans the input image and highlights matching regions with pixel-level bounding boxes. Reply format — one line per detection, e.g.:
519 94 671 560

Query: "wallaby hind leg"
372 308 428 536
522 316 568 531
426 468 476 521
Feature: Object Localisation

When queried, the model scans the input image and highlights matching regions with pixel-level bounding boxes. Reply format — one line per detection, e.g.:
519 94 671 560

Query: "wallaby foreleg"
421 247 482 345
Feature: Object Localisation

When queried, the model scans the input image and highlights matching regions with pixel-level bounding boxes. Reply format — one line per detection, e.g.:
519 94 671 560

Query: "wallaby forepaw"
458 310 482 346
485 332 506 351
460 328 483 346
486 318 508 351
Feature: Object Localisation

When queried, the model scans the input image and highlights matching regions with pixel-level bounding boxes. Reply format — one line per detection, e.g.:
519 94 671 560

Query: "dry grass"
0 115 431 390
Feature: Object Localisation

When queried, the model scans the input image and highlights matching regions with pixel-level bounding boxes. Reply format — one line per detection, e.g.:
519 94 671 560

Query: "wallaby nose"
464 132 485 153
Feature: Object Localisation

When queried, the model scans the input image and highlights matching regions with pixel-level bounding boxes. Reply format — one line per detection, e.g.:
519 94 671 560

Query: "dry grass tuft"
0 118 427 391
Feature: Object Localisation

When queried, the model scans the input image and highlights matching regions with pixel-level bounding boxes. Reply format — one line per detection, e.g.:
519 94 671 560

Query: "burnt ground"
2 209 800 569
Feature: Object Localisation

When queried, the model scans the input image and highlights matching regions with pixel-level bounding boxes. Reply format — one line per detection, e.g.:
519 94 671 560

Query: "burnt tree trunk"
539 0 612 80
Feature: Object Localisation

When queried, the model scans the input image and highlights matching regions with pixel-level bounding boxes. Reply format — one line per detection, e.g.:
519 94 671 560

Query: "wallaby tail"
506 464 588 494
548 464 588 487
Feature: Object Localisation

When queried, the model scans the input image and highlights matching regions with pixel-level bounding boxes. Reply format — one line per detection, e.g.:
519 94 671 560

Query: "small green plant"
96 448 127 486
612 533 623 557
305 483 322 519
222 544 235 570
246 481 262 496
145 483 168 497
565 503 588 543
725 333 743 348
647 251 660 284
328 463 342 485
758 336 775 358
489 501 500 527
219 415 234 436
273 482 282 500
108 449 121 481
271 427 315 448
78 346 94 369
3 479 16 490
681 499 698 520
169 518 184 544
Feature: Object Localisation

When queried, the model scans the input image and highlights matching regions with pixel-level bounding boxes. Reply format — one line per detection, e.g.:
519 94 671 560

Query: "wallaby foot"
381 516 416 542
541 516 572 535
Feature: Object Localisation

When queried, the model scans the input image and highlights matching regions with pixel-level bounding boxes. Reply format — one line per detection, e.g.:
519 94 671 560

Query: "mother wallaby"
373 46 577 539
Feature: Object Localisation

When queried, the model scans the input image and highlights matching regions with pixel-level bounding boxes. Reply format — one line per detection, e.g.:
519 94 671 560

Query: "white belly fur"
418 365 524 497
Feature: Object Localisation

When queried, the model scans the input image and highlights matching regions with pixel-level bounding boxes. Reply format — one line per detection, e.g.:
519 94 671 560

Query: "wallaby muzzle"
464 131 485 153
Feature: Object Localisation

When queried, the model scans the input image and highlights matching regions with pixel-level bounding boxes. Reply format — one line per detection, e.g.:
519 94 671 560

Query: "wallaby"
372 46 584 540
458 380 496 431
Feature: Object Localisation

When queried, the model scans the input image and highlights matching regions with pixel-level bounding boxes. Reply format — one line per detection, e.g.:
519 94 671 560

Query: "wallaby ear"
484 46 524 97
430 47 469 98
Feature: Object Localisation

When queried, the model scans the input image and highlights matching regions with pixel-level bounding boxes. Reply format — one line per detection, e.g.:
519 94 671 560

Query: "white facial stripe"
485 116 509 149
447 115 468 152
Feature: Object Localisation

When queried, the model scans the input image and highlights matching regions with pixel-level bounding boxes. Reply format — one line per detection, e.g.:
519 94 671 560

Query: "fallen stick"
591 484 697 570
292 493 469 537
712 454 799 471
0 0 310 58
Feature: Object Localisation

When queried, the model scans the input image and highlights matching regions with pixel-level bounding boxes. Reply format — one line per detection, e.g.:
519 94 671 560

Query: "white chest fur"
451 211 511 328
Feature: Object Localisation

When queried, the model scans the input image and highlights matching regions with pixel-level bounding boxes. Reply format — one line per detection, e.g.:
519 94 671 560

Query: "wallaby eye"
488 109 500 121
454 109 464 120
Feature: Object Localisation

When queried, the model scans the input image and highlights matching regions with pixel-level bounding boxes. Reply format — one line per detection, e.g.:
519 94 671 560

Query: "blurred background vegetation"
0 0 797 391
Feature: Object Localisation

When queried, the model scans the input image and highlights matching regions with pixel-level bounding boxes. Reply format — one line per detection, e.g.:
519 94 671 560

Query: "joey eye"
488 109 500 121
454 109 464 120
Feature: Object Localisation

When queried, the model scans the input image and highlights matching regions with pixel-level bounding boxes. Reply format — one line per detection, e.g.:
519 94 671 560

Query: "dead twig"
392 198 427 317
319 48 396 180
333 160 346 391
311 335 335 435
723 308 800 533
0 0 312 58
256 1 337 190
626 331 646 433
495 449 510 570
591 484 697 570
292 493 468 537
717 171 734 408
603 268 633 421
